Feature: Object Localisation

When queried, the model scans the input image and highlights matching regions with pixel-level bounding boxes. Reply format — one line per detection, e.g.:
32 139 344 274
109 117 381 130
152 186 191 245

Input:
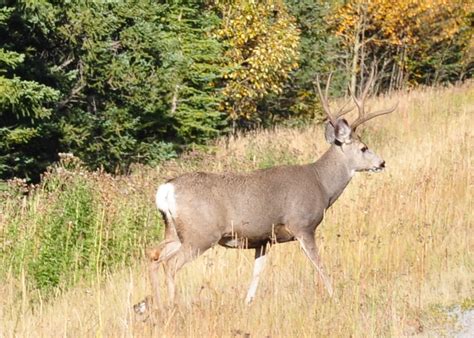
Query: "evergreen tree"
0 7 60 180
0 2 225 180
53 2 226 171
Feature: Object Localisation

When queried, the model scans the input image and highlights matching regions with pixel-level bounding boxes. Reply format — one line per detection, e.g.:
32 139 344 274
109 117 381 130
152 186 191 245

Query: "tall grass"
0 83 472 337
0 156 161 295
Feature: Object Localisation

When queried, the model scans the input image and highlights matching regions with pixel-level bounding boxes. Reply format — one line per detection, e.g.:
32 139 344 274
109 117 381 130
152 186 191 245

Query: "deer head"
315 70 397 173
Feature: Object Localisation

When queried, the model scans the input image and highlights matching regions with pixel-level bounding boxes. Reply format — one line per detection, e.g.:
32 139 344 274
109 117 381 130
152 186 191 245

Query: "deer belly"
218 236 265 249
218 224 295 249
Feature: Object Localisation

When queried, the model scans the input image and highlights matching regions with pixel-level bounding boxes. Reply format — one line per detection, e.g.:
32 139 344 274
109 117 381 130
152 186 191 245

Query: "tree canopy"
0 1 472 181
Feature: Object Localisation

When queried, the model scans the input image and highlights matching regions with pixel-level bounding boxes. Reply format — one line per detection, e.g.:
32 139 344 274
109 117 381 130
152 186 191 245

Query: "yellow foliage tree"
331 0 472 91
216 0 300 123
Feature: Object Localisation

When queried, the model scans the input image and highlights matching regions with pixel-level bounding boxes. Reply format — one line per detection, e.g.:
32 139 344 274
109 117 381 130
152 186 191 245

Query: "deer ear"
324 121 336 144
335 119 352 143
325 119 352 144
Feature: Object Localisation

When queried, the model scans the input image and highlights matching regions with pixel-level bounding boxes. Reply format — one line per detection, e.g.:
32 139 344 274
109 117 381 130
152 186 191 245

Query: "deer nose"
380 161 385 168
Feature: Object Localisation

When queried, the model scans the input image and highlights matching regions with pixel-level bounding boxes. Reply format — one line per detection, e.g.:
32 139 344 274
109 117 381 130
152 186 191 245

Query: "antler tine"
333 98 355 120
350 67 376 120
315 73 336 126
349 85 363 121
349 66 398 130
351 102 398 130
324 72 332 106
360 66 376 102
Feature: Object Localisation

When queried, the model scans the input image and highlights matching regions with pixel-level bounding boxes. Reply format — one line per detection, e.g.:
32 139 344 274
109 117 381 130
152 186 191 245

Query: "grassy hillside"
0 83 472 336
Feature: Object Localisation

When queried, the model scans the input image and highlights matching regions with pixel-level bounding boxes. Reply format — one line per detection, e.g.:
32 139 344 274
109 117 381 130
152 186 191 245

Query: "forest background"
1 0 472 182
0 2 473 335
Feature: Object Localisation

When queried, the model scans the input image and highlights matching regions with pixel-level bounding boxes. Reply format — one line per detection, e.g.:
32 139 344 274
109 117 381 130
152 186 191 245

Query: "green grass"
0 158 161 297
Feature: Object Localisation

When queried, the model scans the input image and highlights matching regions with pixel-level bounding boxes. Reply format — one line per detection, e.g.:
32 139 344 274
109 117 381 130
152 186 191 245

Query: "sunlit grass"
0 83 472 337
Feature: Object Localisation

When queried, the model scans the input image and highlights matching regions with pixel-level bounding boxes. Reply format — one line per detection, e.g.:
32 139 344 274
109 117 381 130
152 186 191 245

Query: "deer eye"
361 146 368 152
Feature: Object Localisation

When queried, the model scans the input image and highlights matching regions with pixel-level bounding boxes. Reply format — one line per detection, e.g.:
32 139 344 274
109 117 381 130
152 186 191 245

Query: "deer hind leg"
245 244 268 304
147 239 182 308
162 244 208 305
296 231 334 297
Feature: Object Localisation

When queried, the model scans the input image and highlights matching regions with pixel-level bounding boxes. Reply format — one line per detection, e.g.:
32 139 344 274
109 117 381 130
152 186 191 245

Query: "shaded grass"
0 83 472 336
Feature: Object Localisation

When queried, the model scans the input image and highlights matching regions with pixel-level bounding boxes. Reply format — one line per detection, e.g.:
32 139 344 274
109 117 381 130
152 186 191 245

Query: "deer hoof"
133 296 154 321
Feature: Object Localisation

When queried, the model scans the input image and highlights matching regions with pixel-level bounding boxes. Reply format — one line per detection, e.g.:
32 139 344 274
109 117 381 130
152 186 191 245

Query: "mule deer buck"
142 71 397 310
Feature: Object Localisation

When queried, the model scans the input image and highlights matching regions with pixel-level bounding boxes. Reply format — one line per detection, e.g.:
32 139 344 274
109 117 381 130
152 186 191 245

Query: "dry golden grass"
1 83 473 337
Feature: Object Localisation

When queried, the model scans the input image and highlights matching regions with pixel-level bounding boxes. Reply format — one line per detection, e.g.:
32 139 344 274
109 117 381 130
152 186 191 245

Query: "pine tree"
1 2 226 179
0 7 60 180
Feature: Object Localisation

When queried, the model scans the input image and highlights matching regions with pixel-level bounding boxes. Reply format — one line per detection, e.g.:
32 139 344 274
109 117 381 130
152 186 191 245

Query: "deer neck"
312 145 354 208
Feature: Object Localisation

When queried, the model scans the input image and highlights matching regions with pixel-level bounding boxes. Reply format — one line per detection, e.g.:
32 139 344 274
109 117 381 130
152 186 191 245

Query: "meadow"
0 83 472 337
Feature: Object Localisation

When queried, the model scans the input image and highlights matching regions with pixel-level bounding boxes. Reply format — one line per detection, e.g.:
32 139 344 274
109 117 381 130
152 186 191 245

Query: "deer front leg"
296 232 334 297
245 245 267 304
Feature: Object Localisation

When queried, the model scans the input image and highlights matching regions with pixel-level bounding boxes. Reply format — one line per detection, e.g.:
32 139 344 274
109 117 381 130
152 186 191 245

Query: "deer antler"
350 67 398 130
315 73 354 127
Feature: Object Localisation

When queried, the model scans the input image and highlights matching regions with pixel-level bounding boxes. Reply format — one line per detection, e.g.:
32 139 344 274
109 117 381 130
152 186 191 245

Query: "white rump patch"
156 183 177 216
